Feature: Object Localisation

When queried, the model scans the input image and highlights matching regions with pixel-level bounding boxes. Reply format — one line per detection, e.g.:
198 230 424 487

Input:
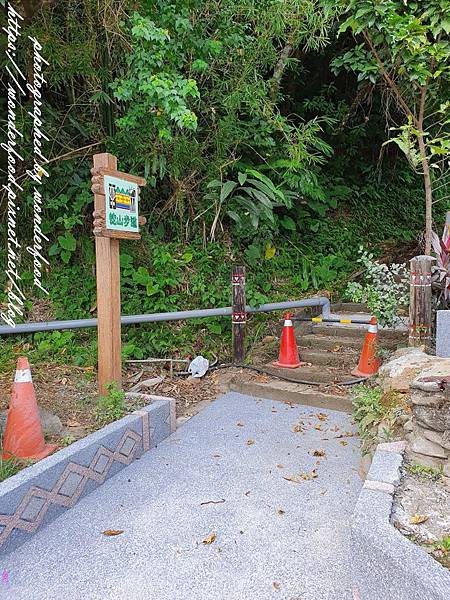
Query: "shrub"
345 247 409 326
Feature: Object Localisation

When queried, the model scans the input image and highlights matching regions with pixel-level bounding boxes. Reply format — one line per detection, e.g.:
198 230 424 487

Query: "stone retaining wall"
405 375 450 477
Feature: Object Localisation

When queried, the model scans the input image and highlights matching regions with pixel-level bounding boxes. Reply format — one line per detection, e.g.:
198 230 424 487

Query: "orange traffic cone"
2 357 57 461
351 317 381 377
272 313 302 369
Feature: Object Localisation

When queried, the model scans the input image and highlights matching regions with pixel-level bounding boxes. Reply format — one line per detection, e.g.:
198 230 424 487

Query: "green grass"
0 456 23 482
95 382 129 425
406 463 442 479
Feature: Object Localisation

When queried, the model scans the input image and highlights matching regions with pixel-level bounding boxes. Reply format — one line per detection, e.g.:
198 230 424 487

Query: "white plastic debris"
188 355 209 378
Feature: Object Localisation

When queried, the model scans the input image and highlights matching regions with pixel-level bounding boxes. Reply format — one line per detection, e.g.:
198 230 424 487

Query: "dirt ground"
392 462 450 569
0 361 241 446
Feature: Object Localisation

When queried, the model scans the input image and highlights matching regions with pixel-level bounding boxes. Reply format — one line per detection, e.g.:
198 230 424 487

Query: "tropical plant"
431 225 450 309
331 0 450 253
204 169 296 239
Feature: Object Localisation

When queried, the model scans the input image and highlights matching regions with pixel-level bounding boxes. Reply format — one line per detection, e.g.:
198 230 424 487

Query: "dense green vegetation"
0 1 449 367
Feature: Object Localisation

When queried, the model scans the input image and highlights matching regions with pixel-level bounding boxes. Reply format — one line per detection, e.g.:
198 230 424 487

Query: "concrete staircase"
228 302 408 412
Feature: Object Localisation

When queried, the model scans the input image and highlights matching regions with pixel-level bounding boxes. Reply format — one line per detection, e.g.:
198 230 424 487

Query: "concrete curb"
0 394 175 555
351 441 450 600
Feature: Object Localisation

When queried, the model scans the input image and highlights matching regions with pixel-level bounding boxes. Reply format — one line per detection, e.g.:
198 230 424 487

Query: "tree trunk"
270 43 293 101
418 133 433 255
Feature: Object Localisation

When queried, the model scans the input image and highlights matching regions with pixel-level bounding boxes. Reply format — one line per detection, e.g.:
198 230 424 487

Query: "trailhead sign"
104 175 139 233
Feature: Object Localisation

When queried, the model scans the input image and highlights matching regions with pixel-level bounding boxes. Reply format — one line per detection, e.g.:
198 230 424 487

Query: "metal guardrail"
291 316 372 325
0 297 332 336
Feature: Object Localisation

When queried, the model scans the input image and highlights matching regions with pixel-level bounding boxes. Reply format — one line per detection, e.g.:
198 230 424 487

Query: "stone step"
228 378 352 413
298 348 359 367
262 364 356 385
301 334 362 351
300 333 402 351
311 324 408 343
330 302 369 313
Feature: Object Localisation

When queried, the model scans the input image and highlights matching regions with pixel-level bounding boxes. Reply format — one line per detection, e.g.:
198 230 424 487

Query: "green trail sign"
104 175 139 233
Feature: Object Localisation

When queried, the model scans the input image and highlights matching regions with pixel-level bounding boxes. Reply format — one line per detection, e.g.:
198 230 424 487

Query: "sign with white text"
104 175 139 233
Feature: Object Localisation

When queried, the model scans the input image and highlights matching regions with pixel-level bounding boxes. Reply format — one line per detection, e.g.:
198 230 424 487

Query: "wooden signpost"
91 153 146 395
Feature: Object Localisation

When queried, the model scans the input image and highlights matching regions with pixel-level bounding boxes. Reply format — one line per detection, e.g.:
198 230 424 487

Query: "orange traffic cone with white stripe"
2 357 57 460
351 317 381 377
272 313 302 369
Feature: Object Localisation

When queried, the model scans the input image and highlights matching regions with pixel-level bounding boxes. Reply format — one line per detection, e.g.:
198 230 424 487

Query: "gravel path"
3 392 362 600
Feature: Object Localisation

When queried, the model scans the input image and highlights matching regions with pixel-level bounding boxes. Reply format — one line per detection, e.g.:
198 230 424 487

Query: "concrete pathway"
3 393 362 600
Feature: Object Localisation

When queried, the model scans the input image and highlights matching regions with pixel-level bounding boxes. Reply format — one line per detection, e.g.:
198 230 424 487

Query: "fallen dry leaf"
314 424 322 431
236 422 244 427
272 581 281 591
202 533 217 544
312 450 325 457
340 441 348 446
292 422 305 433
300 469 318 481
246 439 255 446
67 419 82 428
317 413 328 421
277 509 285 515
102 529 124 536
336 431 356 438
410 514 429 525
282 475 299 483
285 469 318 483
276 463 284 469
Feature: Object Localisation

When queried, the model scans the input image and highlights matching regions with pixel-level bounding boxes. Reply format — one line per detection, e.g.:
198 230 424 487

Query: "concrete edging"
351 441 450 600
0 393 176 555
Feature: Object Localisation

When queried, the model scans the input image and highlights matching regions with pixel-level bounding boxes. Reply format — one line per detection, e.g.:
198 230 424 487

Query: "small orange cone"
351 317 381 378
272 313 302 369
2 357 57 461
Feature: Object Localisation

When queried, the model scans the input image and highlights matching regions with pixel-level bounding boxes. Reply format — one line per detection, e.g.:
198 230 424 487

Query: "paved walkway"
4 392 362 600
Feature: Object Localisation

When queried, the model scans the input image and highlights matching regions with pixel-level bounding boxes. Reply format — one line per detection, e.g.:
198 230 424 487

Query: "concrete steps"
300 333 402 351
240 302 409 413
311 323 407 343
298 348 358 367
261 364 357 385
228 379 352 412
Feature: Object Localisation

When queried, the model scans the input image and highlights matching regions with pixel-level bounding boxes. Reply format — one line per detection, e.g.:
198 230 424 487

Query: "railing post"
232 266 246 363
409 255 435 349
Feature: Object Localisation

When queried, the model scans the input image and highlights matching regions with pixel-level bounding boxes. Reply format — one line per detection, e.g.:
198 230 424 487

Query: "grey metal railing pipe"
0 297 331 336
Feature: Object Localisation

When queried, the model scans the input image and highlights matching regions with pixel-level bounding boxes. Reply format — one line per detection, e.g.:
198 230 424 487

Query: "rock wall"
405 374 450 477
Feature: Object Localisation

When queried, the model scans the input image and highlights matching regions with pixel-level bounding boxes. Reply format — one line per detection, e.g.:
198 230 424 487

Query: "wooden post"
93 153 122 395
232 266 246 363
409 255 435 349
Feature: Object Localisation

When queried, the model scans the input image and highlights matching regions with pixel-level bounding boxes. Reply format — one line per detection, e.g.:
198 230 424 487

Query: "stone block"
410 435 448 459
403 419 414 432
1 407 63 437
411 390 446 407
366 448 403 486
407 451 446 469
423 429 450 450
414 404 450 432
436 310 450 358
